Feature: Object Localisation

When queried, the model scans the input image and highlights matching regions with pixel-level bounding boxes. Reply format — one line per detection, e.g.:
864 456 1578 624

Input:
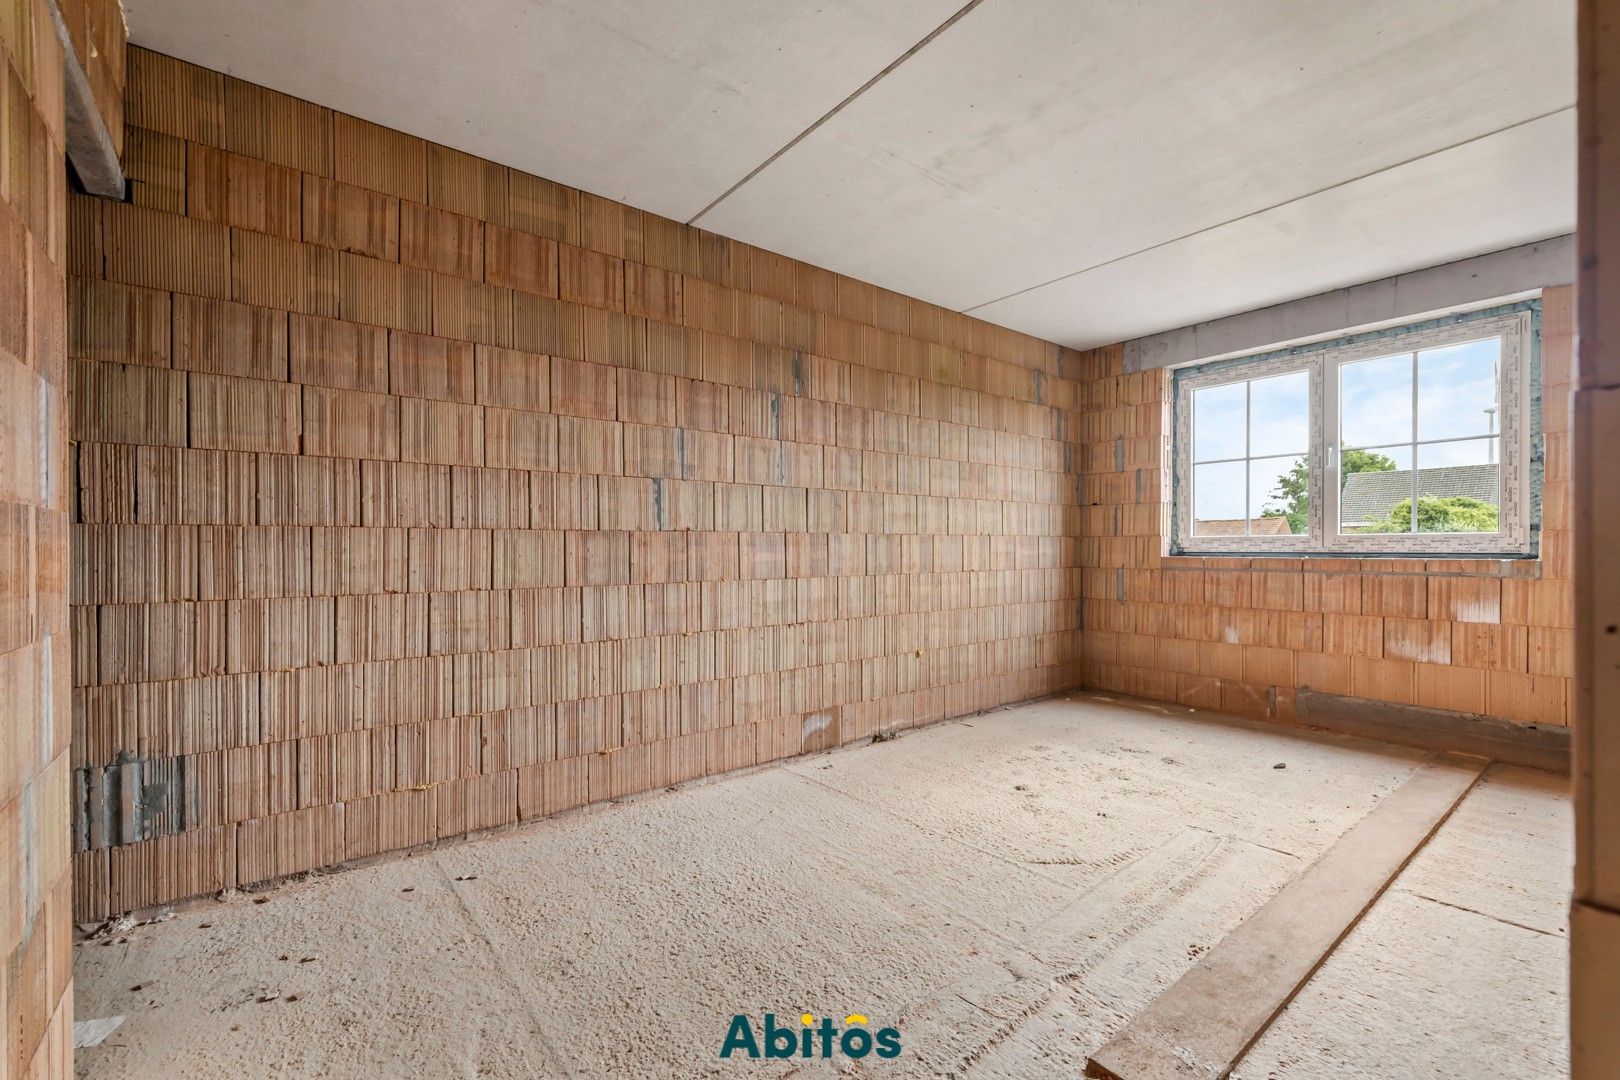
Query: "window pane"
1418 338 1501 441
1250 454 1307 535
1339 444 1413 533
1249 371 1310 457
1415 438 1500 534
1341 352 1413 448
1193 382 1246 461
1177 310 1524 554
1192 460 1246 535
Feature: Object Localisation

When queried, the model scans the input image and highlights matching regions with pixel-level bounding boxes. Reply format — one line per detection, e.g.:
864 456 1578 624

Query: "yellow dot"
801 1013 814 1026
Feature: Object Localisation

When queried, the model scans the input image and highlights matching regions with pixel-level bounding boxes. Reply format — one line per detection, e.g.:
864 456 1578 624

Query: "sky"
1192 337 1501 526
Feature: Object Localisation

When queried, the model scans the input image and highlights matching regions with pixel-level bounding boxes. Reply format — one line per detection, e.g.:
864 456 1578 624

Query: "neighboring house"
1195 517 1295 536
1340 463 1500 529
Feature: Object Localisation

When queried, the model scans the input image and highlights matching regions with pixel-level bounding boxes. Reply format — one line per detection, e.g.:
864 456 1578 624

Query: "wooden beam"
1085 753 1485 1080
1573 1 1620 1074
1572 901 1620 1074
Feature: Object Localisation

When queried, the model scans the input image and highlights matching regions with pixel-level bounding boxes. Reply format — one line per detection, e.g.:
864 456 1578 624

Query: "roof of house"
1194 517 1295 537
1340 463 1499 526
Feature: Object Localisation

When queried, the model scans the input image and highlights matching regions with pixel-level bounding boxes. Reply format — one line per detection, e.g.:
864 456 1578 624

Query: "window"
1172 303 1536 556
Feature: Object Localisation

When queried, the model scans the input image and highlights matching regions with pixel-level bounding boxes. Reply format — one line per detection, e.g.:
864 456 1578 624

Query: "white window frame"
1173 305 1535 557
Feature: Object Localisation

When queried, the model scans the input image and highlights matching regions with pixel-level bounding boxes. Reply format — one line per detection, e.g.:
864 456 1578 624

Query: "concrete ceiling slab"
972 112 1576 347
123 0 966 222
127 0 1575 348
698 0 1574 340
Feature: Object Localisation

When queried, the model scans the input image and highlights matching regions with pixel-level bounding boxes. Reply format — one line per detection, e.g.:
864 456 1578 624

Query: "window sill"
1159 552 1542 578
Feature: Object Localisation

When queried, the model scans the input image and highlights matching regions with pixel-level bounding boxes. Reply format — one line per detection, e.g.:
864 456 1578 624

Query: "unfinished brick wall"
67 47 1084 919
4 0 124 1074
1074 286 1573 727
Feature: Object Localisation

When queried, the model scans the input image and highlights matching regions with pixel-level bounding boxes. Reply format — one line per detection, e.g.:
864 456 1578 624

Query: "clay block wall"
1074 286 1573 727
4 0 123 1075
67 47 1084 920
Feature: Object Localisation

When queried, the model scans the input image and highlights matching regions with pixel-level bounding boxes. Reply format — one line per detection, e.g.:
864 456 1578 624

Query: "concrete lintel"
1123 236 1574 372
47 0 125 199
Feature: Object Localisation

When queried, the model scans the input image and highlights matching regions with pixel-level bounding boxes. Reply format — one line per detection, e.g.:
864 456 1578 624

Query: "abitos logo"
720 1012 902 1061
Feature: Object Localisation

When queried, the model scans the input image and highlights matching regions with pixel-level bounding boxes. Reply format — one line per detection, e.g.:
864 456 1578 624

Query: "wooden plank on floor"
1084 751 1487 1080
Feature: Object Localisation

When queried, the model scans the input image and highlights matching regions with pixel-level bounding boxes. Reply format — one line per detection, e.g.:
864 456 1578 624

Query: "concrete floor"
72 694 1570 1079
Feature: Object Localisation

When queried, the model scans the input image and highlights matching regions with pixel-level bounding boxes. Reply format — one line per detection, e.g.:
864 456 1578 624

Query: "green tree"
1260 448 1397 534
1365 495 1498 533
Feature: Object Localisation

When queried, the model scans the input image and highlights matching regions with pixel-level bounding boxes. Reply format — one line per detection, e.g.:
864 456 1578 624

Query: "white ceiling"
126 0 1575 350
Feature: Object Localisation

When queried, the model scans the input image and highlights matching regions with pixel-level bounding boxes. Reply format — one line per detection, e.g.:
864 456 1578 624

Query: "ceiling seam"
961 104 1577 314
684 0 989 226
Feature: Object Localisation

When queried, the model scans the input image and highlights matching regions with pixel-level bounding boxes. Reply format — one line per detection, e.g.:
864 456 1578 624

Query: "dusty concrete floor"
72 694 1570 1079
